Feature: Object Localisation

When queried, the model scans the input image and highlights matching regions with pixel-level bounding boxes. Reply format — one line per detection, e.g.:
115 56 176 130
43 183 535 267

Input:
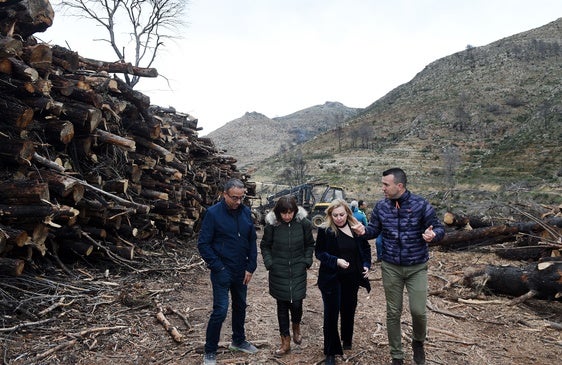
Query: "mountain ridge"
208 18 562 206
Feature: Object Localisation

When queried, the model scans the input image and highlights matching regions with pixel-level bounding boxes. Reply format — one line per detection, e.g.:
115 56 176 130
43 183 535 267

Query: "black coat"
315 226 372 293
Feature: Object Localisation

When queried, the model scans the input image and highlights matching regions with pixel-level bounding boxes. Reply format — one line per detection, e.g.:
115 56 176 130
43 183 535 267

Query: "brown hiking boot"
274 335 290 356
292 323 302 344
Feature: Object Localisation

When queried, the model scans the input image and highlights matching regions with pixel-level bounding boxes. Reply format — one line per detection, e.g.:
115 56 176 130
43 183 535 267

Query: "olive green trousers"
381 261 428 359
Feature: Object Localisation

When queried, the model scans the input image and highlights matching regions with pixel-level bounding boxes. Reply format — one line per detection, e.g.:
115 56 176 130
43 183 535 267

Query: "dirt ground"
1 229 561 365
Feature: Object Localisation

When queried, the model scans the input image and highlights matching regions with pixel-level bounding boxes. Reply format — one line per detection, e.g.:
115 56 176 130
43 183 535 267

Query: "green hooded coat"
260 206 315 302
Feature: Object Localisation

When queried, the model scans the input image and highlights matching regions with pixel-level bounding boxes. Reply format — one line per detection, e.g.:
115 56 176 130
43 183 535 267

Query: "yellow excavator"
250 182 346 227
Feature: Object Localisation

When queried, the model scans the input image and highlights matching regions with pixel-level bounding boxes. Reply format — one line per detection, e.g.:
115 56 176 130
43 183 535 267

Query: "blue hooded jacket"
364 190 444 266
197 198 257 276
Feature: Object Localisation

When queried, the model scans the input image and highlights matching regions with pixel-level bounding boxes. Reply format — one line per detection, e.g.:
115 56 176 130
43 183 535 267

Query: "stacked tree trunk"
0 0 248 274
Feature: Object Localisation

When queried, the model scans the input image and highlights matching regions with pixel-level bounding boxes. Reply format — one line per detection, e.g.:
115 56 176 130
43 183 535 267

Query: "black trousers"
276 299 303 336
320 275 360 355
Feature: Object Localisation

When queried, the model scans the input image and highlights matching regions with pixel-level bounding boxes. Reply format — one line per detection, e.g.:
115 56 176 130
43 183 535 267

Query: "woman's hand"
362 266 369 278
336 258 349 269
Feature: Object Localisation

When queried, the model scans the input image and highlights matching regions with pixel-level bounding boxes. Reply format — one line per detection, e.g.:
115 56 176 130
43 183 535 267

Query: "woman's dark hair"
273 195 298 221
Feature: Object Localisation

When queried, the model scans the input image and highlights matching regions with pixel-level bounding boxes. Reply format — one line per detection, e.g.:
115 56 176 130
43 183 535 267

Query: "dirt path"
2 231 561 364
181 231 562 365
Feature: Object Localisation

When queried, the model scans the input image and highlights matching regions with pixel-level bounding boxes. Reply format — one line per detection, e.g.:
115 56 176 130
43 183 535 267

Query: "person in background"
350 200 368 226
352 168 445 365
358 200 383 261
358 200 368 217
260 195 315 356
315 199 372 365
197 178 259 365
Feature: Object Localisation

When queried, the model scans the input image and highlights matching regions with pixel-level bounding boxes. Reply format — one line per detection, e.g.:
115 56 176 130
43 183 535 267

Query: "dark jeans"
320 274 360 355
204 268 247 354
277 299 303 336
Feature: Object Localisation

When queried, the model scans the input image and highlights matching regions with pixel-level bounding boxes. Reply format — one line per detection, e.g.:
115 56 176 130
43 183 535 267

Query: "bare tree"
334 125 344 152
358 122 373 149
442 144 460 209
291 150 308 185
59 0 188 87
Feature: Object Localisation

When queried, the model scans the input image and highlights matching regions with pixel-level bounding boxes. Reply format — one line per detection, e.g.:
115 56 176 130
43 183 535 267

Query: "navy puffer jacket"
365 190 444 266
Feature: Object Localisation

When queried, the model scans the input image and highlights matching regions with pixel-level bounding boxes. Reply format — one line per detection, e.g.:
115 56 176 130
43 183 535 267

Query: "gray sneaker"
203 352 216 365
229 340 258 354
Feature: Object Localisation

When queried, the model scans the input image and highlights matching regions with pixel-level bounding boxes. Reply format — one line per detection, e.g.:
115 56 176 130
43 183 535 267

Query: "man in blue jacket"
353 168 444 365
198 178 258 365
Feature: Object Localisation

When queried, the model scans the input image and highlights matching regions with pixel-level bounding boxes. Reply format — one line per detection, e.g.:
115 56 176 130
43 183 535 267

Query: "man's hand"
351 222 365 236
422 225 436 242
243 271 253 285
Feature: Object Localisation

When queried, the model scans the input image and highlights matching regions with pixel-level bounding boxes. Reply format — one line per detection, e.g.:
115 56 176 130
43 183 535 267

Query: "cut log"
0 257 25 276
32 152 65 172
0 35 23 59
5 57 39 81
494 245 555 261
28 170 79 198
94 128 136 151
0 224 28 250
134 136 174 162
43 119 75 145
463 260 562 302
0 138 35 165
0 94 34 129
443 211 491 229
0 180 50 204
432 217 562 249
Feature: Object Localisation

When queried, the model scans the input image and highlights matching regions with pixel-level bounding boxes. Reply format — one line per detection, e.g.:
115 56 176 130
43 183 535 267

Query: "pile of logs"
0 0 249 275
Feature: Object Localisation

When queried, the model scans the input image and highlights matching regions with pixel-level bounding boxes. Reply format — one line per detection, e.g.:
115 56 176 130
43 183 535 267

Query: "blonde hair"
320 198 359 235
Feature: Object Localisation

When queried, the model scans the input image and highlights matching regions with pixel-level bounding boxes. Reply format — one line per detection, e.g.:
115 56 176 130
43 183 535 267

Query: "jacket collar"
265 206 308 225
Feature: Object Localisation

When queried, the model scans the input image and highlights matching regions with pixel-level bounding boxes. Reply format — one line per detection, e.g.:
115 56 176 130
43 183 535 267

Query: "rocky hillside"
207 102 361 171
249 17 562 206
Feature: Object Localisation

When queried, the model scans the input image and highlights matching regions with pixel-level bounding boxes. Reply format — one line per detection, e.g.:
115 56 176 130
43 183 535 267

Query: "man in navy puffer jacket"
353 168 444 365
198 178 258 365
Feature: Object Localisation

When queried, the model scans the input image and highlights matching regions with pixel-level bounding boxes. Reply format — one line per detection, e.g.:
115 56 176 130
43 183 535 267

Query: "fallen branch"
427 300 466 319
0 318 55 333
156 306 183 343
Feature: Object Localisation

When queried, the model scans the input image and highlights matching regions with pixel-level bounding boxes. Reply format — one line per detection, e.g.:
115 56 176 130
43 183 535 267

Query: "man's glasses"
226 194 245 202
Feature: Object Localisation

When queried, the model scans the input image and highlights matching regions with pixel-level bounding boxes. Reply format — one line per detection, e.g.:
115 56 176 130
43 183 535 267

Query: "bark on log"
443 211 491 229
94 128 135 151
28 170 79 198
32 152 65 172
0 180 50 204
0 257 25 276
1 0 55 38
0 35 23 59
4 57 39 81
0 138 35 165
432 217 562 249
22 43 52 73
43 119 74 145
0 94 34 128
463 260 562 302
494 245 556 261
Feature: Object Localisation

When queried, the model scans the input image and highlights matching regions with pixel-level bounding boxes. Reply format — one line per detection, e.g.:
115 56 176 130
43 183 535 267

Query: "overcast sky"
42 1 562 135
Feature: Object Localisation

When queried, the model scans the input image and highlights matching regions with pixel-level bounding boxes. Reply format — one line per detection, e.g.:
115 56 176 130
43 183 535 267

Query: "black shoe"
391 359 404 365
412 340 426 365
325 355 336 365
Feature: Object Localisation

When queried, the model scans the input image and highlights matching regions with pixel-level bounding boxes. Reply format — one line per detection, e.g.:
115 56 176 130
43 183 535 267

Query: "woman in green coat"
261 195 315 356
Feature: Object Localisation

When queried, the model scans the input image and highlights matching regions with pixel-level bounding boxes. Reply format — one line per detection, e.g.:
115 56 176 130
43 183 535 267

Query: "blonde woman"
315 199 372 365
